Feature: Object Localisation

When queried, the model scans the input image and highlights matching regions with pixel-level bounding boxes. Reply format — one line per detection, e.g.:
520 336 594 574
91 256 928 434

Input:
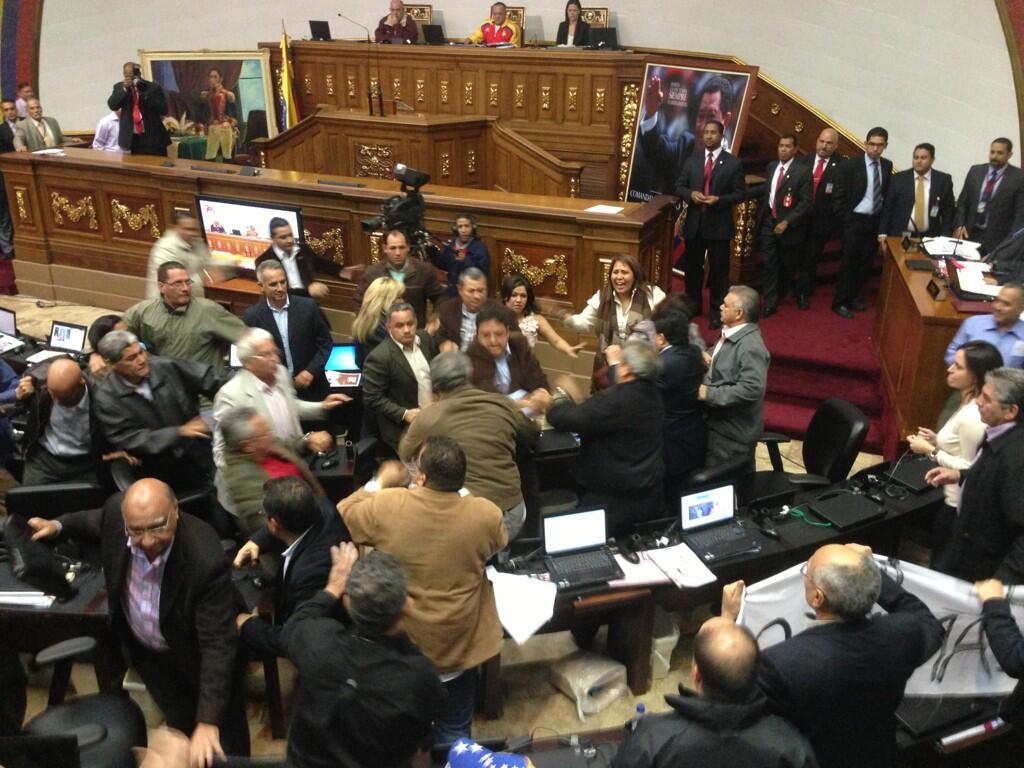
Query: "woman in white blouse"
500 274 584 357
906 339 1003 564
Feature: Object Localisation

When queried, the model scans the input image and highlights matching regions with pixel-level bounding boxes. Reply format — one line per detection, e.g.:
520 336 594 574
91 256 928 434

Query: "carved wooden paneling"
500 245 570 297
110 196 161 241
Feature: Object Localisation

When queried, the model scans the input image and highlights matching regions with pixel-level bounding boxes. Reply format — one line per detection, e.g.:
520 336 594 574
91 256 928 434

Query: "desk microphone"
337 12 383 116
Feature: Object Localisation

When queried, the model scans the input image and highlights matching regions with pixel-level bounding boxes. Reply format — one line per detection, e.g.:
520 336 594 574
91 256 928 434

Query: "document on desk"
0 590 56 607
487 566 557 645
955 265 1001 297
609 553 671 588
645 543 716 588
922 236 982 259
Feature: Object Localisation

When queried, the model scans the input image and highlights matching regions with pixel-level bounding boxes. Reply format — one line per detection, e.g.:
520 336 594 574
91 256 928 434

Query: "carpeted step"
766 368 883 417
764 400 885 456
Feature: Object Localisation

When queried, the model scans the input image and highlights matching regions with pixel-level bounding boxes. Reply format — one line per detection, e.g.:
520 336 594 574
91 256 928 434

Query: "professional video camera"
361 164 434 255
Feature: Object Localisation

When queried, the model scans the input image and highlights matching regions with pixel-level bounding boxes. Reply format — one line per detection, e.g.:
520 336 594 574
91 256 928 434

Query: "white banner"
738 557 1024 697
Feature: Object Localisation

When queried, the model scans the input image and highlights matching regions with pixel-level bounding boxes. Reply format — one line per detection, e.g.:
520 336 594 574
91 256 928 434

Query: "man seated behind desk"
339 438 507 743
233 477 349 658
254 218 329 300
13 98 64 151
244 260 335 402
435 267 490 352
466 2 521 46
613 618 817 768
281 546 444 768
28 479 250 765
375 0 419 43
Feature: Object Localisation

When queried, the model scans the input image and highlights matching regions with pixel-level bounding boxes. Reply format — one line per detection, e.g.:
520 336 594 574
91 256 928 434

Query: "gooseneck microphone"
337 12 381 116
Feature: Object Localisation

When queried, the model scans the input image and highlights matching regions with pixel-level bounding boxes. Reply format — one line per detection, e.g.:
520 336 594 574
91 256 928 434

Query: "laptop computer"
309 20 332 41
680 484 762 563
807 491 886 530
25 320 88 365
325 343 361 387
542 507 624 590
422 24 447 45
588 27 618 49
0 307 24 353
887 455 933 493
944 258 993 302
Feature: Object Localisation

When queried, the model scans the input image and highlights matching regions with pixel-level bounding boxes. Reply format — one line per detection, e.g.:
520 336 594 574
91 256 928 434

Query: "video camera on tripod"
361 164 438 257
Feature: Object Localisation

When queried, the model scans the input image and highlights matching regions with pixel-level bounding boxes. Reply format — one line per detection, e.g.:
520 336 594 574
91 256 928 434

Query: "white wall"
40 0 1018 187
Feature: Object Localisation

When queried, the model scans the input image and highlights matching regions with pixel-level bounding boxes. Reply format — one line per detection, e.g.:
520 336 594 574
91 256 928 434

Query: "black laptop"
542 507 623 590
679 484 762 563
309 20 332 41
808 491 886 530
588 27 618 49
422 24 447 45
887 455 933 493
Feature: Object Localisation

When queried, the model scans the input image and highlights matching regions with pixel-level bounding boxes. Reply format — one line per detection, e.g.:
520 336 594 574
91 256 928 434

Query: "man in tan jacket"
339 435 507 743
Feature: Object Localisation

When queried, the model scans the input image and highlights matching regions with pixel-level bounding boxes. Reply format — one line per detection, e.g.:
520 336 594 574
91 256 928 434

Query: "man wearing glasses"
27 478 250 767
124 260 245 379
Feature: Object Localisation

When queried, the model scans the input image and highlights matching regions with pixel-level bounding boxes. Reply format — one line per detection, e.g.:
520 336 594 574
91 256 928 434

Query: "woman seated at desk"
556 0 591 46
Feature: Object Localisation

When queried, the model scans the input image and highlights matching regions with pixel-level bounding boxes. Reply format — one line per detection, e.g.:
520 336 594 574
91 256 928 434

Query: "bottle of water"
630 702 646 731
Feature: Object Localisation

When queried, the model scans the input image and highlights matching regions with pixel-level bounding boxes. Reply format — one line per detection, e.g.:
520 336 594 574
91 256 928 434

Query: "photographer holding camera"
108 61 171 156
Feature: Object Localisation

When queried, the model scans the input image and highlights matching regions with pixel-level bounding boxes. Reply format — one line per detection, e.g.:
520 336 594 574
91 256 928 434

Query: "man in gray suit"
954 137 1024 255
699 285 770 468
13 99 64 152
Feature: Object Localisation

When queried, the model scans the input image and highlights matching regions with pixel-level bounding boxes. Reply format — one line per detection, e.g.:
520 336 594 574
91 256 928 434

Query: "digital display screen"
680 484 735 531
544 508 606 555
195 195 303 270
326 344 359 372
0 308 15 336
49 322 86 352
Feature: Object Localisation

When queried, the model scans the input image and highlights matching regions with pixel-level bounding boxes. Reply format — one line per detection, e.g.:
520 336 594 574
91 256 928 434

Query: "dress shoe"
851 299 867 312
708 316 723 330
797 295 810 311
762 303 778 318
832 305 854 319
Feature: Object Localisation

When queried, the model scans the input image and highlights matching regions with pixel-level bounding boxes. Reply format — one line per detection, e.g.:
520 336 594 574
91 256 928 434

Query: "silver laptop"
49 321 88 354
680 484 762 563
0 307 23 353
543 507 623 590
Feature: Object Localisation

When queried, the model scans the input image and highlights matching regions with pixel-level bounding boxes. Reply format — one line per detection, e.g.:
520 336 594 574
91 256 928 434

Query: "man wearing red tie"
795 128 846 310
746 134 812 317
107 62 171 156
676 120 746 329
954 138 1024 255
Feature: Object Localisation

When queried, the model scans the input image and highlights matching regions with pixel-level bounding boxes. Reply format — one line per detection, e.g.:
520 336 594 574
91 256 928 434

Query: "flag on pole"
279 22 300 130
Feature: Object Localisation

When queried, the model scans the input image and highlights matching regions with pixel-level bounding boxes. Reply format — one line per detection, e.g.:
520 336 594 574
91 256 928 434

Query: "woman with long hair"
351 277 405 367
555 0 591 46
500 274 584 357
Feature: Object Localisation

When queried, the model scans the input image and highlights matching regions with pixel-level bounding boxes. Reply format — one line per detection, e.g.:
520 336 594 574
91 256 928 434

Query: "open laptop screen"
0 307 15 336
49 321 87 353
680 484 735 532
543 508 606 555
326 344 360 372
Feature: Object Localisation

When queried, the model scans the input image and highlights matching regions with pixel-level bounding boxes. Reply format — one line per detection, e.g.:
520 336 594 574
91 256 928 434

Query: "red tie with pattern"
772 164 786 218
813 157 826 198
703 151 714 197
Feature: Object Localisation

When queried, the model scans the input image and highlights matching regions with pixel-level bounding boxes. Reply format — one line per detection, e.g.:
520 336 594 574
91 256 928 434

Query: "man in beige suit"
13 99 64 151
339 435 507 743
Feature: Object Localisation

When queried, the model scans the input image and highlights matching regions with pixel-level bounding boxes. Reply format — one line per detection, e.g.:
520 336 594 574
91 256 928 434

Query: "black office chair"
6 483 107 520
740 397 870 507
677 455 753 497
22 637 147 768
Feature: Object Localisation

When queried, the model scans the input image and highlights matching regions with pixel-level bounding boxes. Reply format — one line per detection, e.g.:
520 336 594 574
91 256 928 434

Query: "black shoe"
851 299 867 312
708 316 723 330
763 303 778 318
797 295 810 311
833 305 854 319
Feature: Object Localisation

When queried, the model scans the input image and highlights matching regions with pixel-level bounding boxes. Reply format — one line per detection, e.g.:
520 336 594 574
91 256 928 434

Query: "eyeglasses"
125 517 172 539
161 279 193 288
799 562 809 577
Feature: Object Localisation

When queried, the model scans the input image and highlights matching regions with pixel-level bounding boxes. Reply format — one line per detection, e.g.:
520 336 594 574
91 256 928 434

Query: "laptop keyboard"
686 523 748 550
547 550 621 585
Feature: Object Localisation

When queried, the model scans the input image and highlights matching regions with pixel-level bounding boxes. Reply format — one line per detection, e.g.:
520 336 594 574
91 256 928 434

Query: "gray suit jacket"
703 323 770 447
955 163 1024 253
13 116 64 151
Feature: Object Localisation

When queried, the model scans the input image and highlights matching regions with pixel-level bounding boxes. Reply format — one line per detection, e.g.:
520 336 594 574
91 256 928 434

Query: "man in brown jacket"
339 436 507 743
399 351 541 539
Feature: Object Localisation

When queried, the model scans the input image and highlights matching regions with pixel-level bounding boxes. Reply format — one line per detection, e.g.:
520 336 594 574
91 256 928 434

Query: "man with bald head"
613 616 816 767
723 544 942 768
795 127 846 310
28 478 249 765
15 357 134 485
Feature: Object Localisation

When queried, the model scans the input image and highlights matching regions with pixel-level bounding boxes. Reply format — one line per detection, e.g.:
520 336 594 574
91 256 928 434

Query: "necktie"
913 175 926 232
981 169 999 203
132 87 144 135
703 151 714 197
771 164 786 218
813 157 826 198
38 120 53 147
871 160 881 214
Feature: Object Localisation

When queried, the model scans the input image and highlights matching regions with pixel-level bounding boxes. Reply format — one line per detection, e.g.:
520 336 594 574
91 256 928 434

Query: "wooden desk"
874 238 971 437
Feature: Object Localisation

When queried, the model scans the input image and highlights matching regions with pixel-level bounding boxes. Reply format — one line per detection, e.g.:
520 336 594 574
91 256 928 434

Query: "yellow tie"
913 175 926 232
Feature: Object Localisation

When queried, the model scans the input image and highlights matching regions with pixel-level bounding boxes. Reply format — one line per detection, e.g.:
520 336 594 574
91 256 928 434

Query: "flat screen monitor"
0 307 15 336
309 20 332 41
680 484 735 532
49 321 87 353
326 343 360 373
195 195 303 271
543 508 606 555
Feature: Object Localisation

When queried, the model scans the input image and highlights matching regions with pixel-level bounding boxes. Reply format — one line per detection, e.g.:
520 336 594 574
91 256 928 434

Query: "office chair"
6 484 107 520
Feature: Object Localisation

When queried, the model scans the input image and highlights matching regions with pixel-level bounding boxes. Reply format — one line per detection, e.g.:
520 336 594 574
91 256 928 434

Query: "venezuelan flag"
0 0 42 100
279 24 300 131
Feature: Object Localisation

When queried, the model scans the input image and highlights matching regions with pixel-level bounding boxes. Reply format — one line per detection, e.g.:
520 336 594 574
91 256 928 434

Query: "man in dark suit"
879 142 955 238
747 133 812 315
234 477 349 657
954 137 1024 255
362 301 437 452
795 128 845 310
0 99 17 153
245 260 333 402
927 368 1024 582
548 341 664 537
253 218 330 300
28 479 250 764
676 119 747 329
832 126 893 318
722 543 943 768
107 62 170 156
353 230 445 328
0 100 17 262
435 267 489 352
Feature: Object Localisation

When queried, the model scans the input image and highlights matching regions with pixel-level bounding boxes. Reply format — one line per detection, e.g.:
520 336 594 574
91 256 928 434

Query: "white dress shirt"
908 170 931 234
272 244 306 290
259 380 297 441
769 160 792 212
92 112 122 151
393 334 432 407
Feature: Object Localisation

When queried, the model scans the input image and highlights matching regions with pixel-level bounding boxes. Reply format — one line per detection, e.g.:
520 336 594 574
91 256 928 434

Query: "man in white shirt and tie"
13 99 64 152
254 218 329 300
879 143 955 239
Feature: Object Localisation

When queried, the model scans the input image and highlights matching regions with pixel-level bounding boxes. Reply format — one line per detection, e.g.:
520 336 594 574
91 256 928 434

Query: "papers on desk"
0 590 56 607
0 333 24 353
32 148 66 157
953 262 1001 297
922 236 982 260
645 543 716 588
584 204 624 215
25 349 66 365
487 566 557 645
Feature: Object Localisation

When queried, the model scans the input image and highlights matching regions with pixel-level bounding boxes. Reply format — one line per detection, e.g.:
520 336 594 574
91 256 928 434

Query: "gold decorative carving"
347 75 356 98
567 86 578 112
303 227 345 266
441 152 451 178
392 77 401 99
368 232 383 263
770 102 781 115
325 74 335 96
501 248 568 296
569 176 579 198
416 79 425 103
467 149 477 175
356 144 395 178
489 82 499 107
50 192 98 230
110 199 160 239
732 199 758 266
464 81 474 106
541 86 551 111
581 7 608 26
14 189 29 223
370 78 381 99
514 84 525 108
595 87 606 113
599 257 612 285
406 4 432 22
303 73 312 96
617 83 640 200
795 121 805 133
653 248 663 283
440 80 449 104
258 149 267 168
